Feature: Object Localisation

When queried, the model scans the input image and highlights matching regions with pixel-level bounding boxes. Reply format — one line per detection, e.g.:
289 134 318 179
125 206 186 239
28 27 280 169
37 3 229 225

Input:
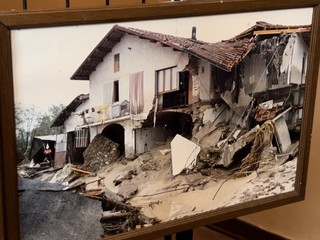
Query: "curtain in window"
129 71 144 114
102 82 113 119
103 82 114 105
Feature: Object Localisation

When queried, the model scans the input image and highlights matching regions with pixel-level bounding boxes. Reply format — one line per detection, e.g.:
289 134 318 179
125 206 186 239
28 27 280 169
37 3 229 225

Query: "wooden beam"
97 46 111 53
81 66 96 71
88 56 104 62
254 27 311 35
0 23 20 240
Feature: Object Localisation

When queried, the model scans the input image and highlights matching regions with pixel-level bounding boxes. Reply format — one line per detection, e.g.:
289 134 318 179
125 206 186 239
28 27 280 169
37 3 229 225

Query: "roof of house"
51 94 89 127
71 22 311 80
231 21 311 40
70 25 254 80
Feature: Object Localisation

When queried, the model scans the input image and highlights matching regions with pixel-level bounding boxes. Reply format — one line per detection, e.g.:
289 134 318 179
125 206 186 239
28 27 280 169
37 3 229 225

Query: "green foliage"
15 104 65 157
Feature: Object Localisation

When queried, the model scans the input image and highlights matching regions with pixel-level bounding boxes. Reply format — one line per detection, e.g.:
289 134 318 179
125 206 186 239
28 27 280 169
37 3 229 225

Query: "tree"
15 104 65 160
15 105 40 158
33 104 65 136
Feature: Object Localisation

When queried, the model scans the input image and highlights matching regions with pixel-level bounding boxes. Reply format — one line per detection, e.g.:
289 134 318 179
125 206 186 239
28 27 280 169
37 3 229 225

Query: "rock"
118 181 138 200
82 134 120 172
113 167 137 186
103 188 124 202
138 152 153 162
159 149 171 155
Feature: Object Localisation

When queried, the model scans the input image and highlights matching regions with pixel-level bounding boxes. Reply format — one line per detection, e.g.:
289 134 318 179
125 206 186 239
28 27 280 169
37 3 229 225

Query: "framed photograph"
1 1 320 240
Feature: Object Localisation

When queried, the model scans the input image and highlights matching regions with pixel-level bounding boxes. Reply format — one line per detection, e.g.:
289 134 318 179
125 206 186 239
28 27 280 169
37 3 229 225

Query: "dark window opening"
161 71 190 109
227 143 253 170
66 0 70 8
114 53 120 72
106 0 110 6
148 112 193 139
67 130 89 165
301 52 307 83
113 80 119 102
23 0 27 10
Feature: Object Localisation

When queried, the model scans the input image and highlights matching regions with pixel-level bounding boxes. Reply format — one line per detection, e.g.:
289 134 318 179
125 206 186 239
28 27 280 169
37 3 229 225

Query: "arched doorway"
101 124 125 154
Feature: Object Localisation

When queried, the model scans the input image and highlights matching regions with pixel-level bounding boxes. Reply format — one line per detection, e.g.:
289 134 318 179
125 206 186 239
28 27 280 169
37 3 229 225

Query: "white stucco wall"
199 61 214 101
290 33 309 85
88 34 189 122
64 99 91 133
135 126 170 154
277 33 308 88
242 53 268 95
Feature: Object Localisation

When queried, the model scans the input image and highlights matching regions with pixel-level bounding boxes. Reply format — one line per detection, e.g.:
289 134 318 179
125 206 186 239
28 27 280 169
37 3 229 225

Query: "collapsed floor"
18 124 298 238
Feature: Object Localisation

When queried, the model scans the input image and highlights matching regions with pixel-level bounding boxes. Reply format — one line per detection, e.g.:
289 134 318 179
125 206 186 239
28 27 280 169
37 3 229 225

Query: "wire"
222 44 281 146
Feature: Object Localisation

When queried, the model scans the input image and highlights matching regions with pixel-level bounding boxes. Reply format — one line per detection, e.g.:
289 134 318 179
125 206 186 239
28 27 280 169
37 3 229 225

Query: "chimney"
192 26 197 40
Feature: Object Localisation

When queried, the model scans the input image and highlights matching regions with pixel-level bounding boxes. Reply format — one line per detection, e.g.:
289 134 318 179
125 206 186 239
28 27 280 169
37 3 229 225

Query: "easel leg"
176 229 193 240
164 235 172 240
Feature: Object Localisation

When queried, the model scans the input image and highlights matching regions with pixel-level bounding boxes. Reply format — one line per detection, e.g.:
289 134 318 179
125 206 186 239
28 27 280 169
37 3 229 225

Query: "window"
114 53 120 72
113 80 119 103
75 128 89 148
157 66 178 94
103 80 119 104
301 52 307 84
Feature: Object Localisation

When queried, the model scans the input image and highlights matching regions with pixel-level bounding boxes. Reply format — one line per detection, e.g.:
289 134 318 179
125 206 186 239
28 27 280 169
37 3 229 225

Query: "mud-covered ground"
19 178 103 240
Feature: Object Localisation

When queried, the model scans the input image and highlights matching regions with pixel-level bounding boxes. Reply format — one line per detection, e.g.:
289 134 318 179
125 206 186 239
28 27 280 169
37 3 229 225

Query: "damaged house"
52 22 310 170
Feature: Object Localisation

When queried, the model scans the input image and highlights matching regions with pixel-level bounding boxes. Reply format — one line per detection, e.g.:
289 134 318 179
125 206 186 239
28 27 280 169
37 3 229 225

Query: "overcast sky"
11 7 312 112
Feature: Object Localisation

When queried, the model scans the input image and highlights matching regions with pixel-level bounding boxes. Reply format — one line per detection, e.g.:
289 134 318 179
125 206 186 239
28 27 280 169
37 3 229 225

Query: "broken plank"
70 167 93 175
101 211 131 221
253 27 311 36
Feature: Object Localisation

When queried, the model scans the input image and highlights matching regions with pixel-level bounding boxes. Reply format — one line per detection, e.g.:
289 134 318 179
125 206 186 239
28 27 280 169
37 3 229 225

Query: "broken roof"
71 22 311 80
71 25 253 80
231 21 311 40
51 94 89 127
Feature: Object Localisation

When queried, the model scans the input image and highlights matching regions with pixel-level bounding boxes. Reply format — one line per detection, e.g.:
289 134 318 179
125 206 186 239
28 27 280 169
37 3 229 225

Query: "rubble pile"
83 134 120 172
100 197 159 236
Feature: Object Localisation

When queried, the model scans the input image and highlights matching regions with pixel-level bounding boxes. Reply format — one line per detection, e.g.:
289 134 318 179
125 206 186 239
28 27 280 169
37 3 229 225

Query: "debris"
140 158 161 171
138 152 153 162
113 167 137 186
71 167 93 175
171 134 201 176
100 197 159 236
50 164 76 184
220 89 252 116
235 121 275 177
254 100 285 122
83 189 105 198
103 187 124 202
118 181 139 200
83 134 120 172
272 109 292 153
193 121 218 143
85 176 104 191
159 149 171 155
216 125 260 167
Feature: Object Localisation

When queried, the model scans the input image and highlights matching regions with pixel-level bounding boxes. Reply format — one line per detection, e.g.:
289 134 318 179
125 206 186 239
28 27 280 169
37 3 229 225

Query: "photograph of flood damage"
13 8 312 240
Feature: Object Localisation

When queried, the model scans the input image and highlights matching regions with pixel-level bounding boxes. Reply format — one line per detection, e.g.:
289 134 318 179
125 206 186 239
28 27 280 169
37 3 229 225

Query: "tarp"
29 136 56 163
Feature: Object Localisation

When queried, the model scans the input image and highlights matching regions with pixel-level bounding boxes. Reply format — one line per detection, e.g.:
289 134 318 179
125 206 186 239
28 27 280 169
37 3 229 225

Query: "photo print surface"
12 7 314 240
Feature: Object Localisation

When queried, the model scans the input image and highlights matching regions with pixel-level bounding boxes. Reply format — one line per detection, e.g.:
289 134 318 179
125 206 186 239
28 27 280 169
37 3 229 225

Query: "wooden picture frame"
1 1 320 239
